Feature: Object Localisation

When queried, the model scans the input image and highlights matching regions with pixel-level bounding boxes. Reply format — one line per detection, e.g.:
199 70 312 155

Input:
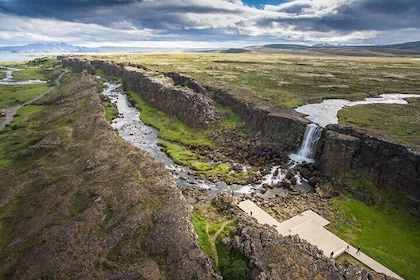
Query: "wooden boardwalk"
238 200 403 280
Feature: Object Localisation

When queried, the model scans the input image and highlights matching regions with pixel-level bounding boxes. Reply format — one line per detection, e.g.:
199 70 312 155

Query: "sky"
0 0 419 48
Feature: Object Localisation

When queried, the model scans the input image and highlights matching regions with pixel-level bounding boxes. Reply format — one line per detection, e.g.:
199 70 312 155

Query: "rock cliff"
320 124 420 201
122 66 223 128
216 194 396 280
233 215 396 280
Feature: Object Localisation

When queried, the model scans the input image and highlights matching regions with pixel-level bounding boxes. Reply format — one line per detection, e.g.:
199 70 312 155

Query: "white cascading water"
290 123 323 163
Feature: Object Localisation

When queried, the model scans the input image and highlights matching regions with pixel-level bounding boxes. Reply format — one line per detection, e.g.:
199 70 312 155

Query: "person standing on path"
356 247 361 254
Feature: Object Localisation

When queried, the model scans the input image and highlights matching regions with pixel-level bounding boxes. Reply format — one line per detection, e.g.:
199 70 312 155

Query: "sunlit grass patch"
127 91 212 147
0 84 50 107
338 98 420 150
330 197 420 280
102 102 118 122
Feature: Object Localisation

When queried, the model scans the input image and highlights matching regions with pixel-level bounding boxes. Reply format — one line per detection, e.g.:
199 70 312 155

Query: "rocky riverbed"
100 79 318 201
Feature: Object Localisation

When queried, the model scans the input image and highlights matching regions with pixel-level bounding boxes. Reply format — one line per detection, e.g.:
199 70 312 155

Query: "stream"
100 79 312 198
0 68 60 130
0 68 46 85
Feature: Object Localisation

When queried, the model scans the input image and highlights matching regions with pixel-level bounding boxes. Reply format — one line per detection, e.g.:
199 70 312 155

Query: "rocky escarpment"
63 57 308 150
215 194 395 280
63 57 223 128
168 72 309 151
91 60 124 77
319 124 420 201
233 216 395 280
62 57 95 74
122 66 223 128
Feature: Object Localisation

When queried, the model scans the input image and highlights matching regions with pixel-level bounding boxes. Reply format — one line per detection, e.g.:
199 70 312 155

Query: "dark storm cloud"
321 0 420 31
273 0 420 32
0 0 244 30
0 0 419 46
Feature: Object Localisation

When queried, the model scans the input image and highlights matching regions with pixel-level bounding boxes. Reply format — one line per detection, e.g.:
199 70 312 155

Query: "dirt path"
206 220 230 270
0 71 66 130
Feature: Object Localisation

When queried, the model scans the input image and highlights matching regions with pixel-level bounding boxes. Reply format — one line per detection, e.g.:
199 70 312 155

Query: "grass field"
90 53 420 107
330 197 420 280
0 84 50 107
338 98 420 150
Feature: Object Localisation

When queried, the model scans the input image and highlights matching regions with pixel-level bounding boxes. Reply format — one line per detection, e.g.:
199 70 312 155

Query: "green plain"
330 198 420 280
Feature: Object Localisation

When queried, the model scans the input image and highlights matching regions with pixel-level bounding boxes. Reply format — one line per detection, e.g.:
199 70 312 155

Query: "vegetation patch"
0 84 51 107
127 91 212 147
96 53 420 108
330 197 420 280
102 101 118 122
338 98 420 150
191 208 250 279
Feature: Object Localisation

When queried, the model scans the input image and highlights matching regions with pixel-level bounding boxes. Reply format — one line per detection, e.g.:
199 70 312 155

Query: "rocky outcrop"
62 57 95 74
319 124 420 201
318 130 360 176
212 88 309 151
122 66 223 128
164 72 208 96
232 215 396 280
91 60 124 77
214 192 393 280
155 71 309 150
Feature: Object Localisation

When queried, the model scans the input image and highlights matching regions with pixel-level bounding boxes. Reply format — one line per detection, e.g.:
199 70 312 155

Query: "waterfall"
298 123 323 159
290 123 323 163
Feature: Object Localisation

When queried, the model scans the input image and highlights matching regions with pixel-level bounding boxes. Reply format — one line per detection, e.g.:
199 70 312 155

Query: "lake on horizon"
0 52 64 63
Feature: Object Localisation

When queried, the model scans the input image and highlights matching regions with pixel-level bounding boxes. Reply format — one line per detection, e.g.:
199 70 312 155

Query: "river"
295 94 420 127
100 79 312 198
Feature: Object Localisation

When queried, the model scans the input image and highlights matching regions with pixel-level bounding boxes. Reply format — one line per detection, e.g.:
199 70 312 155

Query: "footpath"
238 200 403 280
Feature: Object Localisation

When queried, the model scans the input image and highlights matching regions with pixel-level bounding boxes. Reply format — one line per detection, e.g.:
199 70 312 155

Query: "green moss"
191 210 250 279
191 214 215 263
103 102 118 122
158 141 198 166
127 91 212 147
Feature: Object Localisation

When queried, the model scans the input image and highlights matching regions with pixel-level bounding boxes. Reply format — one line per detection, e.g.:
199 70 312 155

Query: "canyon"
63 57 420 202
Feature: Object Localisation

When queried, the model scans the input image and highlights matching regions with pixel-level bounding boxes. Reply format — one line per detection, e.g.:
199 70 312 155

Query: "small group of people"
330 245 361 258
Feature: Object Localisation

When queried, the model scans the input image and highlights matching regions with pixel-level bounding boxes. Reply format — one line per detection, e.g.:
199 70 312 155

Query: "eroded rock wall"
122 66 223 128
320 125 420 201
62 57 95 74
91 60 124 77
212 88 309 151
224 199 394 280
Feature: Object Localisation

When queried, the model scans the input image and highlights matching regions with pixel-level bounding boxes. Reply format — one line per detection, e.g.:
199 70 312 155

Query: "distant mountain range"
0 41 419 56
253 41 420 56
0 42 99 53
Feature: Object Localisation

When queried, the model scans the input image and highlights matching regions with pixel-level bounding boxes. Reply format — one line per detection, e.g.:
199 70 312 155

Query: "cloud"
0 0 419 46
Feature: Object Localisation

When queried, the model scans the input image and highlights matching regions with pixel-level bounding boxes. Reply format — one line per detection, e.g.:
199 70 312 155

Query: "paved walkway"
238 200 403 279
